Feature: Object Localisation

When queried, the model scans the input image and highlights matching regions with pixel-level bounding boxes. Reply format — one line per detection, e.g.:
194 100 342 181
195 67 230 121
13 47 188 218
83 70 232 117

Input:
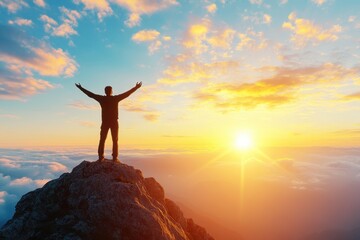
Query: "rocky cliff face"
0 160 214 240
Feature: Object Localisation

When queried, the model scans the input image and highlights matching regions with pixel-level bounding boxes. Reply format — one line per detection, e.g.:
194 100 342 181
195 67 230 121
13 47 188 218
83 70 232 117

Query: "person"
75 82 142 162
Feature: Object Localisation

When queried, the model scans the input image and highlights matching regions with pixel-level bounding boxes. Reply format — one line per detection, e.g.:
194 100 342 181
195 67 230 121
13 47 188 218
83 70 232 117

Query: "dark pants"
98 121 118 159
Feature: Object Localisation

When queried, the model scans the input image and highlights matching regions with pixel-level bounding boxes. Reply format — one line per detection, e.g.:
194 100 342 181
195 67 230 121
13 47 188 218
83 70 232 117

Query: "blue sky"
0 0 359 148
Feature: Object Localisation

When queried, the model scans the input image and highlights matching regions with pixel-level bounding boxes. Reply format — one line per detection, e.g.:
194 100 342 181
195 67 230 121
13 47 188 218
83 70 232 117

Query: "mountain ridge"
0 160 214 240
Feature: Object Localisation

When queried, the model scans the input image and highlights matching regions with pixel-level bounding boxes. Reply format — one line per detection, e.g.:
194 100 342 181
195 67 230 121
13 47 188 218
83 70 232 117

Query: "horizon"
1 0 360 239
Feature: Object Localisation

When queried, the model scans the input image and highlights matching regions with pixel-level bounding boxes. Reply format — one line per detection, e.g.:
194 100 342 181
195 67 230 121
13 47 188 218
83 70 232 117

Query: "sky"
0 0 359 148
1 0 360 239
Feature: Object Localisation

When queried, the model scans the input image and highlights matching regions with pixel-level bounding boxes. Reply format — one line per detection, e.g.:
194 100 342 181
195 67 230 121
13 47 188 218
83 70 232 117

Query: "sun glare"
234 132 253 150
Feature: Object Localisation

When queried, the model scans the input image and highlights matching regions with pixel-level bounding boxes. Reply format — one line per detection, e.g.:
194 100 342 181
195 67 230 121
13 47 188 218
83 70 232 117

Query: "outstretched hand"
75 83 82 89
135 82 142 89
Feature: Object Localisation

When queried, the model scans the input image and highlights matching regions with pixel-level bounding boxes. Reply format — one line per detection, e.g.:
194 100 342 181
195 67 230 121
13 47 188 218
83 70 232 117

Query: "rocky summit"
0 160 214 240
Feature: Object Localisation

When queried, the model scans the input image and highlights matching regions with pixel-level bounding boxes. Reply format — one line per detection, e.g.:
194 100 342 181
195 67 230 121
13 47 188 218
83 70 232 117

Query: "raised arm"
115 82 142 101
75 83 101 101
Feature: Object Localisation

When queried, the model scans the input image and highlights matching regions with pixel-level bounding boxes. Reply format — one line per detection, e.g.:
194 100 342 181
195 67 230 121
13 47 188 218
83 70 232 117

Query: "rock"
0 160 214 240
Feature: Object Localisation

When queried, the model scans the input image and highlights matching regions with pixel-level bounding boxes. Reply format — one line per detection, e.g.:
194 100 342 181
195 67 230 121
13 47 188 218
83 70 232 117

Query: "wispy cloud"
74 0 112 20
0 0 28 13
192 63 360 111
283 12 342 46
0 25 77 100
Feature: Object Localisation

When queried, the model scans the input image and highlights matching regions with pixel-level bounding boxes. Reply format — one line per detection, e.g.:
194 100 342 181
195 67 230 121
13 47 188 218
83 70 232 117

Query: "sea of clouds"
1 146 360 239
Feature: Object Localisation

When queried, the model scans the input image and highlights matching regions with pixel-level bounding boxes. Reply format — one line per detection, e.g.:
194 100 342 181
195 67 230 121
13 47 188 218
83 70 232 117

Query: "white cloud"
249 0 262 5
8 18 33 26
0 0 28 13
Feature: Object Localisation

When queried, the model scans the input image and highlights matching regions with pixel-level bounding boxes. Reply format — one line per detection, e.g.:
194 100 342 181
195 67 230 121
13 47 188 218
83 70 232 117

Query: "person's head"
104 86 112 96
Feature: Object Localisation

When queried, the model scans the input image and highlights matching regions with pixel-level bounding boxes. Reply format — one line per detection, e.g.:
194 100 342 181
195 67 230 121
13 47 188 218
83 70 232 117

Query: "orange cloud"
263 14 272 24
74 0 112 20
182 20 211 54
283 12 342 46
207 28 236 49
193 63 360 111
121 101 160 122
206 3 217 14
33 0 45 7
0 74 54 100
112 0 178 14
125 13 141 27
158 60 239 85
237 29 267 50
113 0 178 27
132 29 160 42
132 30 163 54
342 92 360 101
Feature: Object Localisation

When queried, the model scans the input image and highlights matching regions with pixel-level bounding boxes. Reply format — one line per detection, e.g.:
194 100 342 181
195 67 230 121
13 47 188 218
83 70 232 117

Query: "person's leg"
110 121 119 161
98 123 109 160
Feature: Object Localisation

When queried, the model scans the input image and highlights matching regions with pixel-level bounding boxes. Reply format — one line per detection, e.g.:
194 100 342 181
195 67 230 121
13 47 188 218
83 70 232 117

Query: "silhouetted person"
75 82 142 162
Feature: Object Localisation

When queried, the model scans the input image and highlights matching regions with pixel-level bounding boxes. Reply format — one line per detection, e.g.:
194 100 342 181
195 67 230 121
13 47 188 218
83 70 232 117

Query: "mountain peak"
0 160 214 240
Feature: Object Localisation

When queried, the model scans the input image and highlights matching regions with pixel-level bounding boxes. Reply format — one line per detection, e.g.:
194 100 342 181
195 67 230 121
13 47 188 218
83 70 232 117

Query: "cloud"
8 18 33 26
237 29 268 50
48 162 68 172
132 29 160 42
282 12 342 46
121 101 160 121
113 0 178 14
0 0 28 13
74 0 113 20
158 59 239 85
192 63 360 111
40 7 81 38
206 3 217 14
0 25 77 100
0 25 77 77
113 0 178 27
341 92 360 101
0 114 19 119
125 13 141 27
132 29 162 54
207 28 236 49
0 67 54 100
311 0 327 5
68 100 99 110
33 0 45 7
182 19 210 54
249 0 262 5
0 147 98 226
40 15 58 32
263 14 272 24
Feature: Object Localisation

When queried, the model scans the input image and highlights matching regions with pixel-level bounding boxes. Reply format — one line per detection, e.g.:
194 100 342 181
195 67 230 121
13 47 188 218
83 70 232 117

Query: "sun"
234 132 254 150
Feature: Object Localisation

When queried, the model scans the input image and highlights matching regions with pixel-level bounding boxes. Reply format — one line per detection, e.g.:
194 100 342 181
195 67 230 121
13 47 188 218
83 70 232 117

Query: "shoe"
112 158 120 163
97 157 105 162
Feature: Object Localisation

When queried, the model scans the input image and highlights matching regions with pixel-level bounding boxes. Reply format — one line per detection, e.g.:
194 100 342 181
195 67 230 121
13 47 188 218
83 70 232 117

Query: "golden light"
234 132 253 150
